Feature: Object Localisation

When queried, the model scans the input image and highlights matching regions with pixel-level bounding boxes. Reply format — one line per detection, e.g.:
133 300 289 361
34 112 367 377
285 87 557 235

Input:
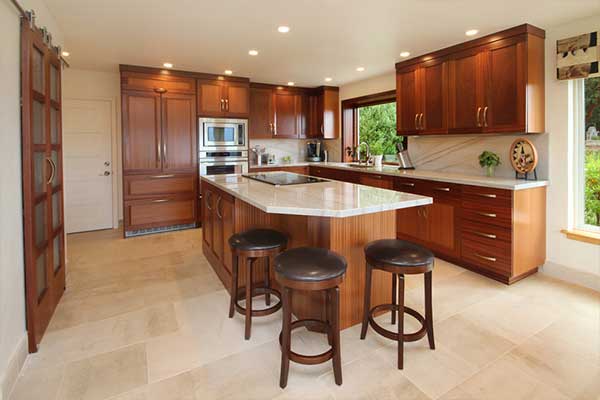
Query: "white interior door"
63 99 114 233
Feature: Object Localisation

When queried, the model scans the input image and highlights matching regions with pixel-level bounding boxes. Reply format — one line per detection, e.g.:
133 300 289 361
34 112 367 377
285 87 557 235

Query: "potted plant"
478 151 501 177
370 142 385 167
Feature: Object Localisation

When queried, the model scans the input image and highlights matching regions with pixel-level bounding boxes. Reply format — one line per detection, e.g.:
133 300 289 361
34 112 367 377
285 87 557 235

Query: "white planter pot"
373 155 383 167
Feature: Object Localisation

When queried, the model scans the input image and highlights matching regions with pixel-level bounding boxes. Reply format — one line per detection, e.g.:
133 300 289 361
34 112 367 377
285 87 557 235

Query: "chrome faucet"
357 142 371 165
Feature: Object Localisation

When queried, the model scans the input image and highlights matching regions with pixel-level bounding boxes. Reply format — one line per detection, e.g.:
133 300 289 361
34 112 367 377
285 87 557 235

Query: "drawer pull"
398 182 415 187
205 192 212 210
472 231 497 239
150 174 175 179
476 211 497 218
216 196 223 219
476 193 497 198
152 199 169 203
434 187 451 192
475 253 497 262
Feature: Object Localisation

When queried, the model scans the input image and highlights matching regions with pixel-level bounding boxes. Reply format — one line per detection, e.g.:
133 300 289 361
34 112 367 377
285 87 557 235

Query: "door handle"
224 99 229 111
162 139 167 167
414 113 419 130
274 123 277 136
216 196 223 219
476 107 482 127
45 157 56 184
100 171 111 176
157 141 162 168
205 192 212 210
475 253 497 262
419 113 424 130
483 106 488 127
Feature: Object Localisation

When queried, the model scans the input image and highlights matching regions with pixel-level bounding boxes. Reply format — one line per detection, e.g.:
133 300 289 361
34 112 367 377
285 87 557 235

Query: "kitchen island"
200 172 432 330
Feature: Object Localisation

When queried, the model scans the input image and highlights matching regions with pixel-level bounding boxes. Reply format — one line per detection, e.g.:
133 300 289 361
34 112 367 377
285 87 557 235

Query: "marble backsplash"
407 134 549 179
249 139 312 165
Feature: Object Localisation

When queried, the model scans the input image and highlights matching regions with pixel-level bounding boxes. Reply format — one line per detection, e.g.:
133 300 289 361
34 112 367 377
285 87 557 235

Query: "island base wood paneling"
201 180 395 330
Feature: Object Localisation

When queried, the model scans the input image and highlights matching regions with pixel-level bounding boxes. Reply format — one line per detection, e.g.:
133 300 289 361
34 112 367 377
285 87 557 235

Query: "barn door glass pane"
53 235 62 273
50 150 60 188
52 191 61 229
33 152 47 194
50 108 59 144
33 100 46 144
34 201 47 247
36 252 47 299
32 47 44 94
50 64 59 101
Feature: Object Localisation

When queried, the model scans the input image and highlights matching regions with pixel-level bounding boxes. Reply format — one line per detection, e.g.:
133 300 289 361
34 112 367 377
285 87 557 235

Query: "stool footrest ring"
279 319 334 365
368 304 427 342
234 286 282 317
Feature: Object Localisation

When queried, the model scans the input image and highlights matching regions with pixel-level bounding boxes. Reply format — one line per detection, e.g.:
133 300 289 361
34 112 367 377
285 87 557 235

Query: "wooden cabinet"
249 166 309 175
396 24 545 136
197 78 250 118
201 182 235 273
120 67 198 236
313 87 339 139
273 91 301 138
359 173 393 189
249 87 274 138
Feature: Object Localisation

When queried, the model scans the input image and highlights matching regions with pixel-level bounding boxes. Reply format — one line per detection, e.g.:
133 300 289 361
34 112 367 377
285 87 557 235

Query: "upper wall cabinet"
197 78 250 118
396 24 545 136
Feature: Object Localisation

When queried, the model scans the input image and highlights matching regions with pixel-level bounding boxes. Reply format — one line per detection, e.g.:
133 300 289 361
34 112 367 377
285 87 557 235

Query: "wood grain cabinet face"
225 82 250 118
122 91 162 173
396 68 420 135
249 87 275 138
161 92 197 172
197 79 249 118
420 60 448 134
125 197 196 230
448 50 485 133
273 91 300 138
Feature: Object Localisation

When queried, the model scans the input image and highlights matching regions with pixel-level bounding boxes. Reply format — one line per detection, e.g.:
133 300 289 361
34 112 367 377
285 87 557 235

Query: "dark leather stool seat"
274 247 346 284
229 228 288 252
274 247 347 388
361 239 435 370
365 239 434 269
228 228 287 340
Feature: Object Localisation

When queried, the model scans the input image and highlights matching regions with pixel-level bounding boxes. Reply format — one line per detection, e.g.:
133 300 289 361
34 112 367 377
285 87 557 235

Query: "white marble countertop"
201 173 432 218
250 162 548 190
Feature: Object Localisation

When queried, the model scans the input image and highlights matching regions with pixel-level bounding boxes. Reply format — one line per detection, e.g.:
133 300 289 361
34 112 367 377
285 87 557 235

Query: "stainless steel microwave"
199 117 248 151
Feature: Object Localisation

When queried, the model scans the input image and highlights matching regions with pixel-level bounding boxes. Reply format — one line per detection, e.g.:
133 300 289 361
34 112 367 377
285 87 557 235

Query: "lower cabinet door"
125 197 196 231
397 205 428 243
220 196 235 273
426 201 459 257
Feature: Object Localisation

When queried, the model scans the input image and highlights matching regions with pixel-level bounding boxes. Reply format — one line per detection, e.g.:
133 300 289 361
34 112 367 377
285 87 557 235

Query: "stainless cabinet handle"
220 99 225 111
274 123 277 136
150 174 175 179
152 199 169 203
320 124 324 135
419 113 424 130
45 157 56 184
476 107 482 127
224 99 229 111
475 253 497 262
205 192 212 210
397 182 415 187
414 114 419 130
157 141 162 167
216 196 223 219
483 106 488 127
476 211 497 218
472 231 497 239
434 187 451 192
476 193 497 198
162 139 167 167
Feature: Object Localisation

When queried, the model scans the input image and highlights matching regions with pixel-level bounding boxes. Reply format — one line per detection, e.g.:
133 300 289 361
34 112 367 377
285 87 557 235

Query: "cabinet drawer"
425 181 461 202
461 237 511 275
394 178 430 196
121 72 196 94
462 185 512 208
461 219 512 243
124 174 196 199
462 206 512 228
359 173 394 189
125 197 196 229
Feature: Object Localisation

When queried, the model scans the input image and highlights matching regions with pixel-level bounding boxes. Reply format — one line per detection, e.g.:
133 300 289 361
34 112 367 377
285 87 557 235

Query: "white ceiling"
46 0 600 87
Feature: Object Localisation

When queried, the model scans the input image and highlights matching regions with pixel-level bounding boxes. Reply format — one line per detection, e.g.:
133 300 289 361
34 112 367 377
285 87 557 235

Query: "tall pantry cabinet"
120 66 198 237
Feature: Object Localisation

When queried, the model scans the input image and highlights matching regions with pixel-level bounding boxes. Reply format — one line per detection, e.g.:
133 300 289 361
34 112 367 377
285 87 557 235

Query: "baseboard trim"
540 261 600 292
1 333 28 400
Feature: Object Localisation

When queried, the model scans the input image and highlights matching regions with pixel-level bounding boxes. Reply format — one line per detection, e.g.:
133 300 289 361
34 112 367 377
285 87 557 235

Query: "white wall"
544 15 600 288
0 0 63 398
62 68 123 221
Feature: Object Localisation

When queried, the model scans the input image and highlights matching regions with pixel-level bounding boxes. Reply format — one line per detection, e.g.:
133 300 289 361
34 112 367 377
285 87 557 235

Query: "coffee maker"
306 140 324 162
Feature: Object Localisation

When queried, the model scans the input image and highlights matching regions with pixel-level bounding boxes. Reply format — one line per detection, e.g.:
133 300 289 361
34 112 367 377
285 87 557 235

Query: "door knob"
104 161 111 166
103 171 111 176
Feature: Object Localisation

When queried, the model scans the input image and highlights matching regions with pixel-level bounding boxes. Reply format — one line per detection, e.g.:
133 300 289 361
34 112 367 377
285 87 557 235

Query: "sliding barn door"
21 18 66 352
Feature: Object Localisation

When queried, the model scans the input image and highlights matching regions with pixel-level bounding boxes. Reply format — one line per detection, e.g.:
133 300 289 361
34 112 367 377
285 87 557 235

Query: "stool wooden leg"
331 287 342 386
425 270 435 350
360 263 373 340
265 256 271 306
245 257 253 340
391 273 397 325
229 254 238 318
397 274 405 370
279 287 292 389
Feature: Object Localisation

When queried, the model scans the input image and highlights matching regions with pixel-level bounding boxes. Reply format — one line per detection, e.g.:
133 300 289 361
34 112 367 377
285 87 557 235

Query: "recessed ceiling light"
400 51 410 58
324 77 333 82
277 26 290 33
163 62 173 68
224 70 233 75
248 49 259 56
465 29 479 36
356 67 365 72
61 51 70 57
287 82 295 86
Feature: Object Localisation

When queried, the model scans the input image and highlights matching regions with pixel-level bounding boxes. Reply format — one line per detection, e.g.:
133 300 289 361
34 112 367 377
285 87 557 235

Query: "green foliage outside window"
358 103 403 156
585 77 600 227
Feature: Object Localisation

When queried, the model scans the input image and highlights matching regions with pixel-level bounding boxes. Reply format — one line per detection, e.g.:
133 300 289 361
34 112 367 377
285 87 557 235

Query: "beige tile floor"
9 227 600 400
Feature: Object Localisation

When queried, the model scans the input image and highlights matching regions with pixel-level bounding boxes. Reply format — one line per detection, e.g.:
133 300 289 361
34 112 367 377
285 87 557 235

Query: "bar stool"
274 247 347 389
228 228 287 340
360 239 435 369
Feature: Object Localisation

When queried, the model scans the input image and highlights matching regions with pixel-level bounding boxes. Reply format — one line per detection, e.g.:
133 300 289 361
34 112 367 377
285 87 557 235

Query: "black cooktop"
242 172 329 186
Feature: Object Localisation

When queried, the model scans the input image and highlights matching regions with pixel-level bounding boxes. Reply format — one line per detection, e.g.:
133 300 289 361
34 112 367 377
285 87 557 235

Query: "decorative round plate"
510 138 538 174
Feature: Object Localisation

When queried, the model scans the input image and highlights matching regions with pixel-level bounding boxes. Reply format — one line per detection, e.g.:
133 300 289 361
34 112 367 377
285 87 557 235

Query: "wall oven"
199 117 248 151
199 150 249 176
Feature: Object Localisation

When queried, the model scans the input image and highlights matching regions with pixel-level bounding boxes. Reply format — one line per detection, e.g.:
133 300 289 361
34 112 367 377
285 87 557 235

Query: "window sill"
561 229 600 245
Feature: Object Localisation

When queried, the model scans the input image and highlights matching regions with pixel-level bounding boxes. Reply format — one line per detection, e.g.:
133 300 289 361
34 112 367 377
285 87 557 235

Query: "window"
579 77 600 230
341 90 406 163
